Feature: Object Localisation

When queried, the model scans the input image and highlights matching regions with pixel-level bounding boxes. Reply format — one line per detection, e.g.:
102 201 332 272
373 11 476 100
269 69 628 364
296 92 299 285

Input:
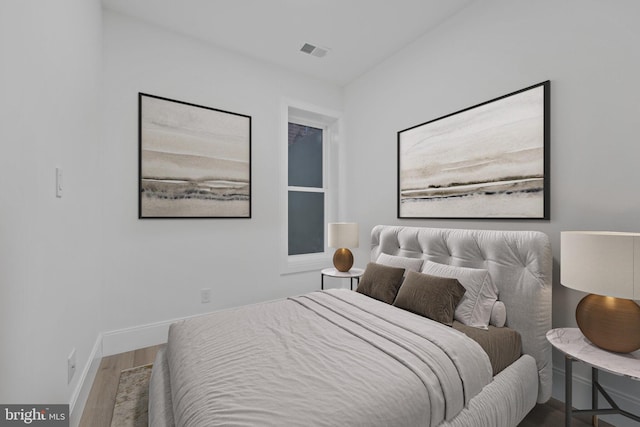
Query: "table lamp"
560 231 640 353
328 223 359 272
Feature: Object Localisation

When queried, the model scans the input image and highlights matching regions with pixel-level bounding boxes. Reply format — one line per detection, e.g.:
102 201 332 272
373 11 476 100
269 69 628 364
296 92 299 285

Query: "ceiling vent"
300 43 329 58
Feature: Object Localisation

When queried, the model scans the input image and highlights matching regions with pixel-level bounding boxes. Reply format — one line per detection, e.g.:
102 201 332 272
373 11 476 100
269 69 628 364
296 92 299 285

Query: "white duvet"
161 289 493 427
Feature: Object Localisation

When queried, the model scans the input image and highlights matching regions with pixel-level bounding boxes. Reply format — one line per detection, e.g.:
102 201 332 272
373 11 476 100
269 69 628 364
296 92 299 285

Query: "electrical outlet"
68 348 76 384
201 288 211 304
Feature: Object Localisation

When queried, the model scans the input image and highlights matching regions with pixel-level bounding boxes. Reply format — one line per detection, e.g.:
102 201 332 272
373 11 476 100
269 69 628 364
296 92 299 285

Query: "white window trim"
280 99 342 275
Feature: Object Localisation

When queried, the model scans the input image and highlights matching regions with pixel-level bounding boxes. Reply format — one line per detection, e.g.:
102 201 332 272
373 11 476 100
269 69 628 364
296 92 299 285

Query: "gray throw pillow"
355 262 406 304
376 253 424 276
393 271 466 326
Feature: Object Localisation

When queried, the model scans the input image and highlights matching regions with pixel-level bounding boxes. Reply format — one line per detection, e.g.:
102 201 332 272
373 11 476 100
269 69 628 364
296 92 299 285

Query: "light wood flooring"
79 344 161 427
80 345 615 426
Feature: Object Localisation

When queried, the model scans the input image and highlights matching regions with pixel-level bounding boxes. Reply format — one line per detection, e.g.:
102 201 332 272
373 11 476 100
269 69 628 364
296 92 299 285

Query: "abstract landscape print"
398 81 549 219
139 94 251 218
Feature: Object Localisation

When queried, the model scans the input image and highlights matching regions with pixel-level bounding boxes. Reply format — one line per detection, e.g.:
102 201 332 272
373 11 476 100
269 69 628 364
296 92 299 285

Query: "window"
281 101 341 274
288 122 325 256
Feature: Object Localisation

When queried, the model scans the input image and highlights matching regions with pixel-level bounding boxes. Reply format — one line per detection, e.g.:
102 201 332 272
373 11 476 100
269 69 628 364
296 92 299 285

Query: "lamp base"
576 294 640 353
333 248 354 272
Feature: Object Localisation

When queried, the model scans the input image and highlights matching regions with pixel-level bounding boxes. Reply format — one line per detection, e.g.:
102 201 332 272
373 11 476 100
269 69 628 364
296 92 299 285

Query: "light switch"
56 168 63 198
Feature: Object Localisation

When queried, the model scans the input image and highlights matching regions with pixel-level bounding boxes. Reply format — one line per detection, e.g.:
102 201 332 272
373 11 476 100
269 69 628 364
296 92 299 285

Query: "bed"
149 225 552 426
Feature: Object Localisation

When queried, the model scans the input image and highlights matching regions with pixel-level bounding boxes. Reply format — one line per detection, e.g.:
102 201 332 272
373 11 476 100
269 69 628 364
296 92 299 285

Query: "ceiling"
102 0 474 86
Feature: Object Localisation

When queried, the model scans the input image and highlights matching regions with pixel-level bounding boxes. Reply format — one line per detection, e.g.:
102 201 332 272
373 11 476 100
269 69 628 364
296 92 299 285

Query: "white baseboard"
69 333 103 427
552 365 640 427
67 319 175 426
102 318 174 356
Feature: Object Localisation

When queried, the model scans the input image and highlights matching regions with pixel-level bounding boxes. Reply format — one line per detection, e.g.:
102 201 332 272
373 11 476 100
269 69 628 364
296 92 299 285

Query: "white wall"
0 0 103 408
344 0 640 424
101 11 343 334
0 3 343 415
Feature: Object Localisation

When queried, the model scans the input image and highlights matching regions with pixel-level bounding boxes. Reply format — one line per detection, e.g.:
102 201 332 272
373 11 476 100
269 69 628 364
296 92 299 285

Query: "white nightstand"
546 327 640 426
320 267 364 291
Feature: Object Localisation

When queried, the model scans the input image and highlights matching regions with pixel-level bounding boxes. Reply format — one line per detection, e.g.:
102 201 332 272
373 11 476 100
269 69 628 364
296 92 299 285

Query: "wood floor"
520 398 614 427
79 344 161 427
80 345 615 427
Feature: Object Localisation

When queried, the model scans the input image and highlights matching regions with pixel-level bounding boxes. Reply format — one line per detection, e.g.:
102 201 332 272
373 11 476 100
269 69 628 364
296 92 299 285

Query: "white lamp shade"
561 231 640 300
328 223 359 249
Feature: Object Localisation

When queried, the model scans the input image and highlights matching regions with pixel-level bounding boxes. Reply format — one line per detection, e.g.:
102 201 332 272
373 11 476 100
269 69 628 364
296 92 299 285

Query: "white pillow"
490 301 507 328
421 261 498 330
376 253 424 276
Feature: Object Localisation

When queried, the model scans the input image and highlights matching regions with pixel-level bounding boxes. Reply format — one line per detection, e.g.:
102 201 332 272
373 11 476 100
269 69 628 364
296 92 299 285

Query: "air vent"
299 43 329 58
300 43 316 54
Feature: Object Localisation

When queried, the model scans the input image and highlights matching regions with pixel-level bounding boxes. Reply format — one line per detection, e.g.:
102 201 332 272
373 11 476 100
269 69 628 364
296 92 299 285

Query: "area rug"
111 364 152 427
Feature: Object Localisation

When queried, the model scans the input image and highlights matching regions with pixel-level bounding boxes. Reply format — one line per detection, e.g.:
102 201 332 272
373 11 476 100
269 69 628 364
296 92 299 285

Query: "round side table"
320 267 364 290
547 327 640 426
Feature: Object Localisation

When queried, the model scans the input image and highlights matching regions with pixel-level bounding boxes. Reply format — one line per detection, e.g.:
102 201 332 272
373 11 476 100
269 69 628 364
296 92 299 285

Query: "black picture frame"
397 81 550 220
139 93 251 219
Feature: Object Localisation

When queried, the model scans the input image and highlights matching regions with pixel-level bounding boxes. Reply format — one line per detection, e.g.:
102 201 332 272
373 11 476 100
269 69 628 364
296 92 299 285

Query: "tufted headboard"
371 225 552 403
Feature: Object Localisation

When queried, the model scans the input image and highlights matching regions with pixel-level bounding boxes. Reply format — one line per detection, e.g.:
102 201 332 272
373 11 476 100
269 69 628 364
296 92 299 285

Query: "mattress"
160 289 494 427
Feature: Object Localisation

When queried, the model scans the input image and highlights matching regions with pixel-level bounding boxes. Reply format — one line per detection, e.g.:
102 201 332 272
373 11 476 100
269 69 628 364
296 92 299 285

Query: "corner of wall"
69 333 103 427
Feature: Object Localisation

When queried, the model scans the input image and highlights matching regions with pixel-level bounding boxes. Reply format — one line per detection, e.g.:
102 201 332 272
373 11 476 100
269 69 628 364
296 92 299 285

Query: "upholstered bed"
149 226 552 426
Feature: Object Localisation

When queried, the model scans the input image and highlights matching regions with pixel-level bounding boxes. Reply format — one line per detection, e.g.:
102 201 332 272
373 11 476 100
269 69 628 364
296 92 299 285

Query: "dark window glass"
288 191 324 255
288 123 322 188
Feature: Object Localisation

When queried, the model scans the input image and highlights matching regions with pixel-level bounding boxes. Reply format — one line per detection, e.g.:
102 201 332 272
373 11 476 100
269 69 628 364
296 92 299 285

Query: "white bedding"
150 225 552 426
162 289 492 427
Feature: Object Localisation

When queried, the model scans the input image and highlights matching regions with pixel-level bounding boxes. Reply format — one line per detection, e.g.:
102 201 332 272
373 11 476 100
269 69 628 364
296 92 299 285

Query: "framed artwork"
398 81 549 219
139 93 251 218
